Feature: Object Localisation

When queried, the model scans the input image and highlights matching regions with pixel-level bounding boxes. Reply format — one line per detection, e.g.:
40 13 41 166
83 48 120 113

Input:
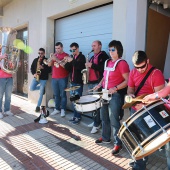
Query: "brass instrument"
36 58 41 82
81 50 93 84
54 57 68 68
43 53 69 68
0 27 20 74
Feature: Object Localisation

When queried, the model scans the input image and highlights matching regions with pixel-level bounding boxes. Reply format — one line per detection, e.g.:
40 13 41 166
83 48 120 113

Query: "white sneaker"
4 111 14 116
0 112 3 119
88 122 94 127
50 109 60 116
91 126 98 134
61 109 65 117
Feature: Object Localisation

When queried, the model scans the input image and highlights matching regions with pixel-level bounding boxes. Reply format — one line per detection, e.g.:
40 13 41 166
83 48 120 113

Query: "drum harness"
102 59 123 104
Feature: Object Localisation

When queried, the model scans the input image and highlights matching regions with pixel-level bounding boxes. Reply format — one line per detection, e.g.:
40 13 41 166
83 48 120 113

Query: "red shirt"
0 69 12 78
52 52 69 79
89 52 102 81
103 59 130 89
128 64 165 97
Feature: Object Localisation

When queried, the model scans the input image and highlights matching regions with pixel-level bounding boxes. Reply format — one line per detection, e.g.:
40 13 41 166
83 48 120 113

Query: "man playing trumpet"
30 48 51 112
48 42 69 117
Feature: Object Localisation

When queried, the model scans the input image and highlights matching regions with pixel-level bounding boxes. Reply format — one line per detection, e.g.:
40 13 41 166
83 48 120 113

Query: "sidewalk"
0 94 168 170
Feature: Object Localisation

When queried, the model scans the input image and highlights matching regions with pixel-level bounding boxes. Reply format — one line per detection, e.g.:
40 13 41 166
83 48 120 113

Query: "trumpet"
81 50 94 84
54 57 68 68
43 53 54 65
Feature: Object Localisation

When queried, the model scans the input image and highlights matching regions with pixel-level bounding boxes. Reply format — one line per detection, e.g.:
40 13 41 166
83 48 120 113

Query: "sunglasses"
108 48 116 52
70 49 77 52
134 62 147 69
38 52 44 55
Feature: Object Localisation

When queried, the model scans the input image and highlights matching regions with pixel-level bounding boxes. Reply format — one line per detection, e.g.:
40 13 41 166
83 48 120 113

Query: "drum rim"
76 95 100 104
133 125 170 160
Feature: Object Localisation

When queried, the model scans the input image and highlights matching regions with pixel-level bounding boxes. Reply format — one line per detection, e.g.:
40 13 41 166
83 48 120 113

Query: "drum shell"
118 100 170 160
75 95 101 113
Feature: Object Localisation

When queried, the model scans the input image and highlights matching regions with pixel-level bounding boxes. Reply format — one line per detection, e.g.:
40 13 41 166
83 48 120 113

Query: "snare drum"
74 95 101 113
118 100 170 160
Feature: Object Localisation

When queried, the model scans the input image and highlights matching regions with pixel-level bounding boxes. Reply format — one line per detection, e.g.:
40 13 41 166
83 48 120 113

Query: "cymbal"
65 86 80 91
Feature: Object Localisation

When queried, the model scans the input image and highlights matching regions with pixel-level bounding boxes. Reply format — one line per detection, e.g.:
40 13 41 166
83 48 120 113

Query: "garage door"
55 4 113 57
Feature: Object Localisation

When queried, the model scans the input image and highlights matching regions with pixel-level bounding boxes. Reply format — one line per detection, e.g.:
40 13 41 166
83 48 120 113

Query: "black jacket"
89 51 109 84
64 52 86 84
30 56 51 80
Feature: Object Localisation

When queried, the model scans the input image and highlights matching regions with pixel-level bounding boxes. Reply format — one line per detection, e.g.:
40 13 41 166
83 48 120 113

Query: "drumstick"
89 91 108 94
87 89 94 92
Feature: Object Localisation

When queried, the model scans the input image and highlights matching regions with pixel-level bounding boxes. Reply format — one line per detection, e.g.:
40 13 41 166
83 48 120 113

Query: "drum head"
76 95 100 104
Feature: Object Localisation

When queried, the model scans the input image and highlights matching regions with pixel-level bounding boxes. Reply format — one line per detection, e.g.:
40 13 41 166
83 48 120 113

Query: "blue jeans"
52 77 68 110
0 78 13 112
30 78 47 107
88 83 101 127
70 82 83 119
100 92 122 145
165 142 170 170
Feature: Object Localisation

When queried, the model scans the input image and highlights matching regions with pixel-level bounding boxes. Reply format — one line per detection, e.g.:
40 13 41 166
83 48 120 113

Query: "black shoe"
111 145 122 155
129 160 135 167
95 137 111 144
34 114 41 122
35 106 40 112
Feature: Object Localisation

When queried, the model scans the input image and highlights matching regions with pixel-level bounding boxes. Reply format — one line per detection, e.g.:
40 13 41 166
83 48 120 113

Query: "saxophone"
36 58 41 82
81 50 93 84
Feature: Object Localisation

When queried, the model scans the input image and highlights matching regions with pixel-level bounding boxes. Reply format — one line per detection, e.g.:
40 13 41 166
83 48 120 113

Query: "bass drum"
118 100 170 160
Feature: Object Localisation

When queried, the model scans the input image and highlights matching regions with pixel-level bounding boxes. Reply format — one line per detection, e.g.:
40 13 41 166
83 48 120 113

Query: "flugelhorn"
81 50 94 84
0 27 20 74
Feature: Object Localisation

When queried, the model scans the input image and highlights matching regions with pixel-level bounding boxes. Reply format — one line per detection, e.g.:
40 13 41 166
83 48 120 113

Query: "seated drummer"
127 51 165 170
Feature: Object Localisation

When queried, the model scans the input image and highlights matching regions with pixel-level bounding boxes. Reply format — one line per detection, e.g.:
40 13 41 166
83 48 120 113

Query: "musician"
48 42 69 117
143 79 170 170
127 51 165 170
94 40 130 155
86 40 109 133
64 42 86 124
0 51 14 118
30 48 51 112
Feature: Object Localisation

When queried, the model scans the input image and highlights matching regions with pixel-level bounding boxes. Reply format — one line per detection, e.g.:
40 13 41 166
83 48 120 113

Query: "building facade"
0 0 169 105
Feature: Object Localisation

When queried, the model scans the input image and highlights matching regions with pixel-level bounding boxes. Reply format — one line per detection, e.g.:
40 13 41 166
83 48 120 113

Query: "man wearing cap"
127 50 165 170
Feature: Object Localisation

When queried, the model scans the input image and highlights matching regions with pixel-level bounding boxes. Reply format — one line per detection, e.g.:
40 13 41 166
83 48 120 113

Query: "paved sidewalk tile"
0 94 168 170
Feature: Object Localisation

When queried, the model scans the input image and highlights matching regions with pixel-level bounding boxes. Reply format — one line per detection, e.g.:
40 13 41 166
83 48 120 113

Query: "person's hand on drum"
108 87 117 94
143 93 158 103
93 84 101 91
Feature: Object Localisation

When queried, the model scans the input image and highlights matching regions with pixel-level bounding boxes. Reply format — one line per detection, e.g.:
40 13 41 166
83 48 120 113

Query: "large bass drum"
118 100 170 160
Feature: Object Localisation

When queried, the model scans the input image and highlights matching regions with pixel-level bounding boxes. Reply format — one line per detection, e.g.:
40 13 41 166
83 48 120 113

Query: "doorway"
16 28 28 97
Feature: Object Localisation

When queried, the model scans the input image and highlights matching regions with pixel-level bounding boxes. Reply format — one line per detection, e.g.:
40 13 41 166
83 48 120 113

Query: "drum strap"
134 67 155 96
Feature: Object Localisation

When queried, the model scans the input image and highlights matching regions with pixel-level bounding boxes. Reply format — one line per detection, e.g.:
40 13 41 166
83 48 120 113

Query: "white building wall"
113 0 147 69
2 0 112 104
2 0 148 104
